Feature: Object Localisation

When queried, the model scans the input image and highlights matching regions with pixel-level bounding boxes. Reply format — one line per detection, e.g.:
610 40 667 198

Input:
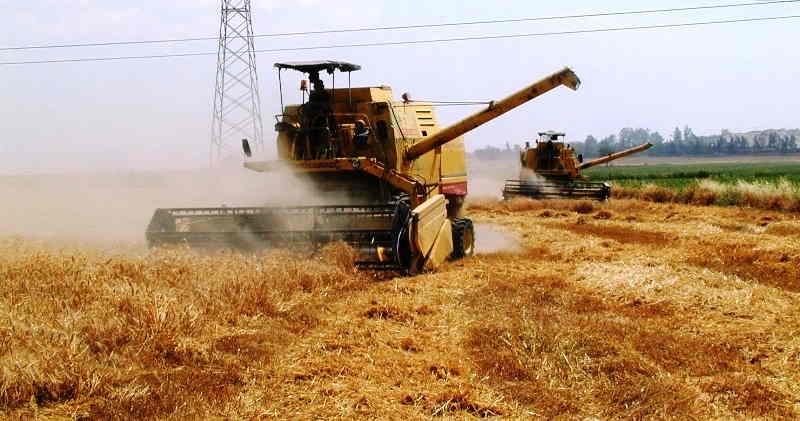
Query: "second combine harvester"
147 61 580 272
503 131 653 201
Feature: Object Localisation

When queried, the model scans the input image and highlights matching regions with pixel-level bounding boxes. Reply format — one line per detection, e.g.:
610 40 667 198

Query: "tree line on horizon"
472 126 800 160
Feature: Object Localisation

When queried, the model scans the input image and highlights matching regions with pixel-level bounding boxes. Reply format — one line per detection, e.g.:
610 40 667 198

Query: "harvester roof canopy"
274 60 361 74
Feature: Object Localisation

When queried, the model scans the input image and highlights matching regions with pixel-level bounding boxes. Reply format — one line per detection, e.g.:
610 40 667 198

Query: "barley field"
586 162 800 188
2 197 799 420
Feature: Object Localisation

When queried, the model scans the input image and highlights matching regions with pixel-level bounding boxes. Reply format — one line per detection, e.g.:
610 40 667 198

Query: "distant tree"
597 145 614 156
753 137 764 152
691 139 703 155
683 125 696 142
648 131 664 156
620 127 651 149
714 136 726 154
672 127 683 143
557 127 796 159
672 127 684 155
584 135 598 157
597 135 616 156
649 131 664 144
726 137 737 154
737 136 749 154
768 133 778 151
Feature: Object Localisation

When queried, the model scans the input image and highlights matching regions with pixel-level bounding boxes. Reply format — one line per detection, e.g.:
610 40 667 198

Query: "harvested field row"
2 197 799 419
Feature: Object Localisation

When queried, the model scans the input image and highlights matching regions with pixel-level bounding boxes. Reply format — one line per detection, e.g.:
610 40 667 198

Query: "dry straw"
613 178 800 212
2 195 799 419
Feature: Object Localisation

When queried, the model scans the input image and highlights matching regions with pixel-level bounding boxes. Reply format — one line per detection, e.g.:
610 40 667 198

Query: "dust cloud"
0 164 319 246
466 156 522 198
466 177 505 199
2 155 524 249
466 159 524 254
474 223 521 254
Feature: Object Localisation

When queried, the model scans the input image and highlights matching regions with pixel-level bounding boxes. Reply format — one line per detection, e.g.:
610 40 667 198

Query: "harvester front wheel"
451 218 475 259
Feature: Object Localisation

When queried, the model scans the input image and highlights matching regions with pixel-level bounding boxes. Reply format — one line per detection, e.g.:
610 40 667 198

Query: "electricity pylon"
210 0 264 165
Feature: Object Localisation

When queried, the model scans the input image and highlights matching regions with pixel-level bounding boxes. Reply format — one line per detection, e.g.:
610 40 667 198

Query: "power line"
1 0 798 52
0 14 797 66
255 15 800 52
250 0 800 37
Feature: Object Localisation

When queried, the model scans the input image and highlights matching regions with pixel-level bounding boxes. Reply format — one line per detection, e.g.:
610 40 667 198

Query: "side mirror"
242 138 252 158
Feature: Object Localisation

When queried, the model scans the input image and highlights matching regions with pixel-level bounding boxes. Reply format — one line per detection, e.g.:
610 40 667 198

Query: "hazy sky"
1 0 798 173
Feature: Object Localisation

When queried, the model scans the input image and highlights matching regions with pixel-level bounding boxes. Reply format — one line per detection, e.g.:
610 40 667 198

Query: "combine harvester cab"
147 62 581 272
503 131 652 201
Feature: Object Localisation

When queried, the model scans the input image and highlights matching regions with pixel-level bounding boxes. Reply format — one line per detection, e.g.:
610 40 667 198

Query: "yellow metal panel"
327 86 393 103
440 136 466 181
411 195 451 260
391 104 423 138
423 220 453 271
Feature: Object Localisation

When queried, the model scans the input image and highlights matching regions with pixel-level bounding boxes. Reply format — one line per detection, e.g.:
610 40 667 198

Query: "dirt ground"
2 197 799 420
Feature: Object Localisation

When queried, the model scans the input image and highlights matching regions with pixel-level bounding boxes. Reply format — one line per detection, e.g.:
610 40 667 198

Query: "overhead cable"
0 15 797 66
1 0 797 52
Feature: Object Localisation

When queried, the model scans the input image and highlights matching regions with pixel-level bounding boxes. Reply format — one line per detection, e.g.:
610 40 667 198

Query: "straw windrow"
2 198 799 419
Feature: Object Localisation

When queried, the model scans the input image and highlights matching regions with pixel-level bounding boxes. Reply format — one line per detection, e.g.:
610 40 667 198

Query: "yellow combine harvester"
147 61 580 272
503 131 652 201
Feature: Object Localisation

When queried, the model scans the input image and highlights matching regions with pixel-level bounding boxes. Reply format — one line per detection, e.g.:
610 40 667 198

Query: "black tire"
445 195 465 218
451 218 475 260
602 184 612 201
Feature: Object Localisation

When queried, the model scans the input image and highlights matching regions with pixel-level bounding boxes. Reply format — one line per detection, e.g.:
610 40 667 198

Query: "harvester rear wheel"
445 195 465 218
451 218 475 259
